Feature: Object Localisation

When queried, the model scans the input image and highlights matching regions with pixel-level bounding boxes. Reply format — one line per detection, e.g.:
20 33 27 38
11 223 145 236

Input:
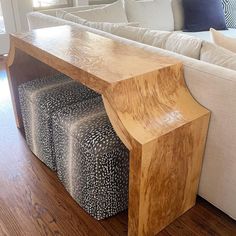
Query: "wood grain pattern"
103 66 209 235
1 62 236 235
7 25 210 235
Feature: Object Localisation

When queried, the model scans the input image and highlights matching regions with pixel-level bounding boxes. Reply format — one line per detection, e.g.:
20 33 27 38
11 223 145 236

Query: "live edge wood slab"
7 25 210 236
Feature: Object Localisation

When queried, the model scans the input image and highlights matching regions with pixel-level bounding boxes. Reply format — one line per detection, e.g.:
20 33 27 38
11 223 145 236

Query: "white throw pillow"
165 32 203 59
71 0 128 23
200 41 236 71
124 0 174 31
210 28 236 53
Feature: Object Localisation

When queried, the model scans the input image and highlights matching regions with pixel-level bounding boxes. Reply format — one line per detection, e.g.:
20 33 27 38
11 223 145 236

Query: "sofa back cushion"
103 26 150 42
57 9 203 60
70 0 128 23
62 11 139 30
164 32 202 59
55 6 106 18
183 0 227 32
200 41 236 71
141 30 172 48
88 23 171 49
124 0 174 31
41 4 107 17
171 0 184 30
110 28 171 49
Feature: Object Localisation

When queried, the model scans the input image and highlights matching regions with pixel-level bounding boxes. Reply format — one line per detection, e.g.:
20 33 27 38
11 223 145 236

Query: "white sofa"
27 1 236 220
38 0 236 41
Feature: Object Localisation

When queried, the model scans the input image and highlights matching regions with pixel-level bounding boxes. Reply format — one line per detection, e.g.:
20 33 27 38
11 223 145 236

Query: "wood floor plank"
0 62 236 236
100 211 128 236
164 219 197 236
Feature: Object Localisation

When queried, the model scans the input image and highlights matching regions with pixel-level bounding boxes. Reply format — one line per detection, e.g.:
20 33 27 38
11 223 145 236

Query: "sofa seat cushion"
124 0 174 31
52 96 129 220
179 28 236 41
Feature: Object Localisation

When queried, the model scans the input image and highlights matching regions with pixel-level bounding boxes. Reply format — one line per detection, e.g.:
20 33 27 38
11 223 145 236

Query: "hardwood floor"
0 61 236 236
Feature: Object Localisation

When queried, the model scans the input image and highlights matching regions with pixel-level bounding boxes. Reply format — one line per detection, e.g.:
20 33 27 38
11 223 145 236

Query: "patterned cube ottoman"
18 73 98 170
52 96 129 220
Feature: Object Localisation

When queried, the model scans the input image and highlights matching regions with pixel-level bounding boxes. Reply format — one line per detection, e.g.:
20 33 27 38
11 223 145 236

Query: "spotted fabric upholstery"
52 96 129 220
18 74 98 170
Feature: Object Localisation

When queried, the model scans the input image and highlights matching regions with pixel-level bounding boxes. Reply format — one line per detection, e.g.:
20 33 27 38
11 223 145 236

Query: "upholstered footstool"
52 96 129 220
18 73 98 170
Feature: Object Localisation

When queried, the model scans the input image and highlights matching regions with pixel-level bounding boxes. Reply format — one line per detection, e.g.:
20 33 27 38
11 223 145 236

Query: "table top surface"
11 25 180 84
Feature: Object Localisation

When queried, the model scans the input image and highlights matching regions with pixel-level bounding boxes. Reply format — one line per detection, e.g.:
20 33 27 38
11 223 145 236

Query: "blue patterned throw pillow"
222 0 236 28
183 0 227 32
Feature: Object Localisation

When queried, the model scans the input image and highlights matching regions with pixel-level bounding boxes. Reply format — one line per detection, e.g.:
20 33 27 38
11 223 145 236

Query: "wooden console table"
7 25 210 236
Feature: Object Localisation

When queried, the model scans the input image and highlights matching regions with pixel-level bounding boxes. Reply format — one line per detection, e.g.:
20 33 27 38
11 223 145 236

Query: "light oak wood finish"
7 25 210 236
1 64 236 235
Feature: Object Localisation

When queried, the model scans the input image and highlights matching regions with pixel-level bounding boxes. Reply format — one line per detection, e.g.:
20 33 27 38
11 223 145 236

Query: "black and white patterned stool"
18 74 98 170
52 96 129 220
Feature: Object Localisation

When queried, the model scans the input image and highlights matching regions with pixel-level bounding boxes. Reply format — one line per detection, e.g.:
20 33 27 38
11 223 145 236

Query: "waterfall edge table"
7 25 210 236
